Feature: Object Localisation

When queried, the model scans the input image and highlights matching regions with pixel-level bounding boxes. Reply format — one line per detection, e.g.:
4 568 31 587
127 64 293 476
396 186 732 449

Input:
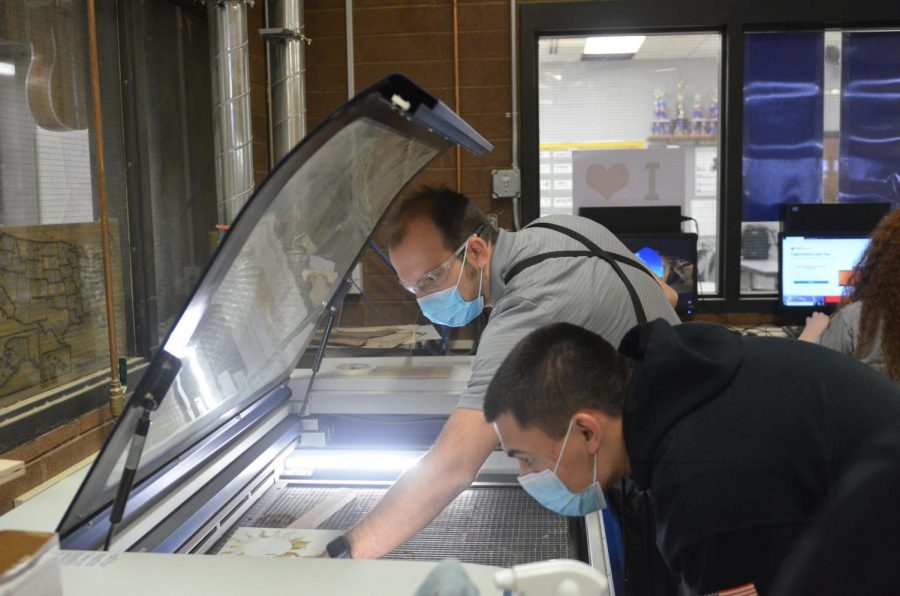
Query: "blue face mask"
517 418 607 516
417 244 484 327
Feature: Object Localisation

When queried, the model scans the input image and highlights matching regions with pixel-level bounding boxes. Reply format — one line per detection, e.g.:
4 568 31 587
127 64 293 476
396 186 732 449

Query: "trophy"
706 89 719 136
693 92 705 135
674 81 688 135
652 88 669 135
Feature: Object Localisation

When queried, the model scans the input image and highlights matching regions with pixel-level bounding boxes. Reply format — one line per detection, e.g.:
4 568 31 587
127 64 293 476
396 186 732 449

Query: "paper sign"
573 148 685 210
694 146 718 197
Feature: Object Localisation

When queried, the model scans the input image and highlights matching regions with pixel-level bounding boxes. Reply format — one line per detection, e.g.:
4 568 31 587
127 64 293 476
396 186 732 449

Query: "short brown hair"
385 185 497 250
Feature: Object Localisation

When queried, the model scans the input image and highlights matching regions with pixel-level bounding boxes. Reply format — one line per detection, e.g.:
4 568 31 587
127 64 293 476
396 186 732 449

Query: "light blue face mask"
416 243 484 327
517 418 607 516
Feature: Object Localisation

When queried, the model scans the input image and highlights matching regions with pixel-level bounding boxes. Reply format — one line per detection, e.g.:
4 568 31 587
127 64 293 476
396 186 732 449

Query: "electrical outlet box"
492 168 521 199
485 213 499 230
348 263 363 294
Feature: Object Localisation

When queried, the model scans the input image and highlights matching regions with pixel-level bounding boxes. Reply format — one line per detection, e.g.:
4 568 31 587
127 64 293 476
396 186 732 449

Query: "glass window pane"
537 33 722 295
741 31 824 296
0 2 131 409
839 30 900 206
741 28 900 297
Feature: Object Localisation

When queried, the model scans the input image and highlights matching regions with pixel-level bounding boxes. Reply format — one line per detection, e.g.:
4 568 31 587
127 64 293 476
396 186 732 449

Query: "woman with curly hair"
799 208 900 382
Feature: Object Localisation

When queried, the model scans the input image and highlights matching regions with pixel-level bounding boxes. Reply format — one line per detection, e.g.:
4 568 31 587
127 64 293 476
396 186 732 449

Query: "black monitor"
778 232 871 314
619 233 698 317
579 206 682 234
780 202 890 234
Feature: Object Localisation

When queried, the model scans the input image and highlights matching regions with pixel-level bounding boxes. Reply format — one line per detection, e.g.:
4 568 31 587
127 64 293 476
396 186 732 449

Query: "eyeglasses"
399 240 468 295
399 225 486 296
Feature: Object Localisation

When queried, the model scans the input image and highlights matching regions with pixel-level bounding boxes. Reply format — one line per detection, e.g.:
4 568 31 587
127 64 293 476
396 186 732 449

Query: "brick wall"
0 407 113 515
304 0 578 330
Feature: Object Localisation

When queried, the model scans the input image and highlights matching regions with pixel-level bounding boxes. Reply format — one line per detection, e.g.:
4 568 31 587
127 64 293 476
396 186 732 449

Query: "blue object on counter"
603 506 626 596
414 558 480 596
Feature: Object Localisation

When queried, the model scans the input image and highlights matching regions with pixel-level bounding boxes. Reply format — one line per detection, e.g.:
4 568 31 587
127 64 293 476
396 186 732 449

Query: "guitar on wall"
25 0 89 131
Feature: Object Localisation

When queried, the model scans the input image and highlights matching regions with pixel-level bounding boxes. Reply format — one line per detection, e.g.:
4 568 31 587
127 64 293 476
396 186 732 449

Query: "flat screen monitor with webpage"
779 234 871 311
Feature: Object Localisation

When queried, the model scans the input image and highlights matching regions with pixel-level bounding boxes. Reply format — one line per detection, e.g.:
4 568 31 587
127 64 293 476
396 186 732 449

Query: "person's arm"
815 306 857 356
341 298 548 558
343 407 498 559
657 278 679 308
798 311 830 342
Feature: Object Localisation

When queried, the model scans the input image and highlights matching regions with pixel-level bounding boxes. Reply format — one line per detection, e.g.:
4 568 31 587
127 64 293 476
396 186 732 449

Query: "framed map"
0 221 126 409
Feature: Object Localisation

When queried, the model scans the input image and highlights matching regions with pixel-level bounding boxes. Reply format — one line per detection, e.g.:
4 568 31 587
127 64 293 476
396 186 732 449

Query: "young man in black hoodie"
484 319 900 595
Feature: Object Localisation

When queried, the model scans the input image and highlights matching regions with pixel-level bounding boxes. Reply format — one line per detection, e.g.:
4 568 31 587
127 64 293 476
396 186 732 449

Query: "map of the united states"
0 223 117 406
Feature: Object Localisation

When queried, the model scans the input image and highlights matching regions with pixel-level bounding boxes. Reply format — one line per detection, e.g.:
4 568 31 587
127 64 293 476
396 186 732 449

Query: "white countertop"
59 550 502 595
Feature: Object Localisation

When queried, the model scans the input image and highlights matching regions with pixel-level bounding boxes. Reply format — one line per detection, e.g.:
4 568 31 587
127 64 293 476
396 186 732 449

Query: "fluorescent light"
285 449 422 475
0 62 15 77
583 36 646 56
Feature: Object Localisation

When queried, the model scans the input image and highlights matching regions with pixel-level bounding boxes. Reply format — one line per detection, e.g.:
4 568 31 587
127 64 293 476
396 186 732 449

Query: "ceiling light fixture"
583 35 646 56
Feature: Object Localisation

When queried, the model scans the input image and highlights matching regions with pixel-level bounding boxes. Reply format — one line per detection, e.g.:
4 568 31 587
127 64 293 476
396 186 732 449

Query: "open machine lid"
58 74 492 536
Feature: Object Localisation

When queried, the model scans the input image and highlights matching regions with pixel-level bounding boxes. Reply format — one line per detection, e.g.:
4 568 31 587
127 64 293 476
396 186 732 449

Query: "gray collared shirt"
457 214 680 409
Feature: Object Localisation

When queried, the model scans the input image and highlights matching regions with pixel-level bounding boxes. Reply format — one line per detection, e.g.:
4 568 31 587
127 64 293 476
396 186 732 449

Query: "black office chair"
771 431 900 596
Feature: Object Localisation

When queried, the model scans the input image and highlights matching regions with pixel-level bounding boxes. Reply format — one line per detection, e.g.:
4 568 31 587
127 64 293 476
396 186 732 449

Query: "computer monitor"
619 233 698 317
778 233 871 313
579 206 682 234
780 202 890 234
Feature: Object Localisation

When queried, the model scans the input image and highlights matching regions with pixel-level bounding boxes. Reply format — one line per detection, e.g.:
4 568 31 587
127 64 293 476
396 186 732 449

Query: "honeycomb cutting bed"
212 482 577 566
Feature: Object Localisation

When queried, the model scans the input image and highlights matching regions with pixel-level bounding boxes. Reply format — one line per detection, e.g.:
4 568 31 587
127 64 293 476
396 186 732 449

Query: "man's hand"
344 408 499 559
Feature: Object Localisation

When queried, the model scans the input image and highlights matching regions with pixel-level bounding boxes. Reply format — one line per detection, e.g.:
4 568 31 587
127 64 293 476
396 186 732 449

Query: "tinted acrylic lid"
58 74 492 537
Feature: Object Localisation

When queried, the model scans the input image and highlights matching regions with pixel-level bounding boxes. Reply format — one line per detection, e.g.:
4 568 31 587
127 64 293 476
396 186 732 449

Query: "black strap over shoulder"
502 221 656 324
504 250 597 282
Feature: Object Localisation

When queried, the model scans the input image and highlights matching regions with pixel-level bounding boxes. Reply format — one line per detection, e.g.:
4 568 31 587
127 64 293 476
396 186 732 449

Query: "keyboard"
781 325 804 339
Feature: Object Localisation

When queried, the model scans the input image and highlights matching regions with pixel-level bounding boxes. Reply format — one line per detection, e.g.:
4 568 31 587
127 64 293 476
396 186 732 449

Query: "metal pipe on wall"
453 0 462 192
263 0 308 163
510 0 518 171
208 0 254 225
86 0 124 412
510 0 521 230
175 7 197 268
346 0 354 100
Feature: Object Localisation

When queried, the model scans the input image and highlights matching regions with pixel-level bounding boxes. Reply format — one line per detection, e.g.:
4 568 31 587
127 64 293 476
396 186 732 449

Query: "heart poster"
572 148 685 210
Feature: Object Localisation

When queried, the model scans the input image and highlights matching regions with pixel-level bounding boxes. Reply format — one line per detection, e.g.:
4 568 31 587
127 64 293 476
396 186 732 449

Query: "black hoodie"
619 319 900 594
